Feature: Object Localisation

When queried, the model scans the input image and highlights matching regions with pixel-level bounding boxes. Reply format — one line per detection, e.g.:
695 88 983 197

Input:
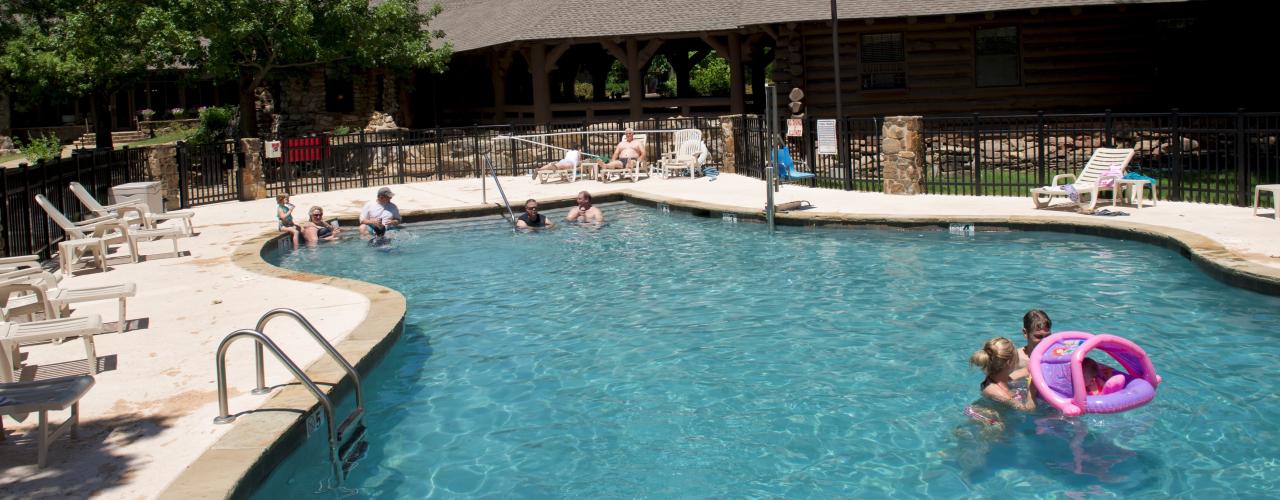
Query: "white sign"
786 118 803 137
949 223 976 235
816 119 837 155
264 140 282 159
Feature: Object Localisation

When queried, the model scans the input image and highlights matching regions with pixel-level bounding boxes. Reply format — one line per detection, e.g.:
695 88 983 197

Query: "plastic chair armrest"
1050 173 1076 186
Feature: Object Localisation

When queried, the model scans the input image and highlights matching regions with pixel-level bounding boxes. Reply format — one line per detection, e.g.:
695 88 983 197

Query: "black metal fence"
177 140 244 207
920 111 1280 205
731 116 884 192
1 148 148 257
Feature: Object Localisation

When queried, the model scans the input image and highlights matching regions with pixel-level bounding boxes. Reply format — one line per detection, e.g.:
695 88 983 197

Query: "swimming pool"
256 203 1280 498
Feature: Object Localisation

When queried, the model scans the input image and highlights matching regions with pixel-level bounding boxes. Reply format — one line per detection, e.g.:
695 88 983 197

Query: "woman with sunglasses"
302 206 342 243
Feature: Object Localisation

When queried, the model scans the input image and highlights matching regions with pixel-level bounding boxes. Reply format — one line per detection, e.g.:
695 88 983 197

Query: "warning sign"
786 118 803 137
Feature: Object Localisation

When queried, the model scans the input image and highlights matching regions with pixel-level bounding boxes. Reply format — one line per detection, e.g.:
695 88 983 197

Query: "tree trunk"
238 69 259 138
93 90 113 150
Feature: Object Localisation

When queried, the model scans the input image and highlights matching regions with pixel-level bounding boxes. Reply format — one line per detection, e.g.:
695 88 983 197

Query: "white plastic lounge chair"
0 271 135 333
659 140 709 179
0 375 95 468
36 194 184 263
536 150 582 184
69 182 195 235
654 129 702 177
1030 148 1135 211
0 255 42 274
0 314 103 383
598 133 648 183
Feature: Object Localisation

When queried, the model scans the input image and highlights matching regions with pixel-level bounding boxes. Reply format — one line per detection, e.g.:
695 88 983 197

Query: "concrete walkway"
0 173 1277 498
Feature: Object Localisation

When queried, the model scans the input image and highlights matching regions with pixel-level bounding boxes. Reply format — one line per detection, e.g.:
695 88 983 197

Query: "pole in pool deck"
766 166 776 231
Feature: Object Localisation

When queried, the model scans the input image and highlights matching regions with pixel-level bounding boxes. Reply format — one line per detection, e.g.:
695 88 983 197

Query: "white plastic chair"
69 182 195 235
1030 148 1135 211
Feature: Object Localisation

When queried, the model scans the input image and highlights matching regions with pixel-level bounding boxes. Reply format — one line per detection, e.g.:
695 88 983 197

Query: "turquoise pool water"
256 203 1280 498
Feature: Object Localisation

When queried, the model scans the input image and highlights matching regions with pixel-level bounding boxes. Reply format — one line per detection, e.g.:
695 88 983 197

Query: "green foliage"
333 126 353 135
574 82 593 101
605 61 627 97
690 54 731 96
15 133 63 163
189 106 236 144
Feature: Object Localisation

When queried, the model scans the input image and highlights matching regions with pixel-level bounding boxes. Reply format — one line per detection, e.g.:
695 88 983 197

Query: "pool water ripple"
257 203 1280 498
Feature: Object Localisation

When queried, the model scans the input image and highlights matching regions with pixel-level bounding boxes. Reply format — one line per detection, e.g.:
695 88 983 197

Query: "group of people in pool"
515 190 604 229
966 309 1112 427
275 186 402 247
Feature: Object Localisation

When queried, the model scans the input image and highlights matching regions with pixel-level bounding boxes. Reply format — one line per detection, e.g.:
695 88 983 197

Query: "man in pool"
516 198 553 229
360 187 401 238
565 190 604 224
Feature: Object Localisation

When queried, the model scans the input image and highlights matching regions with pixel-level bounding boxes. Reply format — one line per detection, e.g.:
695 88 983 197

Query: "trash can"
109 181 164 214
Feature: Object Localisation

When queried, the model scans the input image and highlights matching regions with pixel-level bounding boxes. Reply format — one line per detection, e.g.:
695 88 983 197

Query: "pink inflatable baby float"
1028 331 1161 416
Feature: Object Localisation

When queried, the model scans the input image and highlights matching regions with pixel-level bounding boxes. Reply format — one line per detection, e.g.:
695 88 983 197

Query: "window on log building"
325 73 355 113
860 32 906 90
976 26 1021 87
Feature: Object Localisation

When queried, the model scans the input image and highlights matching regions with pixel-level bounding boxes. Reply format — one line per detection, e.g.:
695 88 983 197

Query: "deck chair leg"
82 335 98 374
36 410 49 468
118 297 127 334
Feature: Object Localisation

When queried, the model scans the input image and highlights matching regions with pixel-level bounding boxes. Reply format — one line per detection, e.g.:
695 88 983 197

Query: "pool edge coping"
162 190 1280 499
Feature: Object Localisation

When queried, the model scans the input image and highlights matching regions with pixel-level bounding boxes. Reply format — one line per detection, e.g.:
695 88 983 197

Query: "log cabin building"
2 0 1270 140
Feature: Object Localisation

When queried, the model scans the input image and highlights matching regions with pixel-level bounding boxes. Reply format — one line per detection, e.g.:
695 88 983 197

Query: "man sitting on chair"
598 127 645 174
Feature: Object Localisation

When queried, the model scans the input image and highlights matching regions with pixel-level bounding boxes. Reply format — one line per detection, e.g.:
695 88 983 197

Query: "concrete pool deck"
1 173 1277 498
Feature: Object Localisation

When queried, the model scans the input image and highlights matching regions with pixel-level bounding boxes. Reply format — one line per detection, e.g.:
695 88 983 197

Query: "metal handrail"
213 329 343 484
484 155 518 232
249 308 364 414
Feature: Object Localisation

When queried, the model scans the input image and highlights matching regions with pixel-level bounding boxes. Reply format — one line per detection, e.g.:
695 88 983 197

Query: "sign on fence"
786 118 803 137
816 119 837 155
264 140 282 159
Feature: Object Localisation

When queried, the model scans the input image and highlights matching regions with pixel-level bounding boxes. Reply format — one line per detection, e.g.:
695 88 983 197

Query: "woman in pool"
965 337 1038 428
303 205 341 244
276 194 300 248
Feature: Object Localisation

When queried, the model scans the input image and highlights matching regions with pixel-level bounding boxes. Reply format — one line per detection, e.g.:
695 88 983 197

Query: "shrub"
15 133 63 163
333 125 353 136
188 106 237 144
690 55 730 96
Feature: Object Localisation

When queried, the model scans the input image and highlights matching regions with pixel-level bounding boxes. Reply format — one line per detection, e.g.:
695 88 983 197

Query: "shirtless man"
565 190 604 224
597 128 645 177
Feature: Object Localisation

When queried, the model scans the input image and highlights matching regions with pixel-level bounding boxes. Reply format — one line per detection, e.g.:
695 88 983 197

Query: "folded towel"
1123 172 1156 184
1062 185 1079 202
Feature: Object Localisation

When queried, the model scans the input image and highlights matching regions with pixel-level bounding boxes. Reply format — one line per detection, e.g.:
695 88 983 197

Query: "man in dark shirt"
516 198 553 229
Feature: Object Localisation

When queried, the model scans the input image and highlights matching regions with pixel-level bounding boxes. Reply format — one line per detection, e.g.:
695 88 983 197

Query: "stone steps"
74 130 150 149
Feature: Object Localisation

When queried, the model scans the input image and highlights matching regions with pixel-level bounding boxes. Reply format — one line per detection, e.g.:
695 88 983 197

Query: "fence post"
1104 109 1114 146
1170 108 1182 201
435 127 443 181
1236 108 1248 206
321 133 331 192
972 112 982 196
177 141 190 208
841 117 853 190
1037 111 1047 187
0 169 8 257
398 130 407 185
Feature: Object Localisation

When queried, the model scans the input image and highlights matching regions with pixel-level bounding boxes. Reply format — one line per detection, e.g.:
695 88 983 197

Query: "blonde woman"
970 337 1037 412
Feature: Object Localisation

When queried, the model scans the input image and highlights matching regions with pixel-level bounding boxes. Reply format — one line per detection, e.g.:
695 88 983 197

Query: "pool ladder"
213 308 368 487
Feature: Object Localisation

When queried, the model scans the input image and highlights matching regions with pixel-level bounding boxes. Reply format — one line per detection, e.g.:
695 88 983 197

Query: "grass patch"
117 128 197 149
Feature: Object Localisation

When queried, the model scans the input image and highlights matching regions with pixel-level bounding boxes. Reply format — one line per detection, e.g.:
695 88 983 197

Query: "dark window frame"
859 32 907 91
325 72 355 113
974 26 1022 88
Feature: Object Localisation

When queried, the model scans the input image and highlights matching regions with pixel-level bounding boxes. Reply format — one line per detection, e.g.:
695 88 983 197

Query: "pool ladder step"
212 308 369 488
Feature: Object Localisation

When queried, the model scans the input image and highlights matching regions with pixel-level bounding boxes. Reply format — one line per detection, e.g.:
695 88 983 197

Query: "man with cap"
359 187 402 237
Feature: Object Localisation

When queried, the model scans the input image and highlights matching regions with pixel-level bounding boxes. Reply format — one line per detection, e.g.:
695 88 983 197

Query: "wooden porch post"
530 44 551 124
626 39 643 120
491 52 508 123
728 33 745 115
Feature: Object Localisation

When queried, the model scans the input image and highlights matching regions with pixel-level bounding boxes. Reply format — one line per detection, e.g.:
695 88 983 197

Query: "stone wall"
274 69 404 137
880 116 924 195
145 145 182 210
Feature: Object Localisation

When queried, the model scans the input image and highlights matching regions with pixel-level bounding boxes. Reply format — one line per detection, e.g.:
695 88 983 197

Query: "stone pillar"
719 115 737 174
880 116 925 195
146 145 183 210
239 138 267 201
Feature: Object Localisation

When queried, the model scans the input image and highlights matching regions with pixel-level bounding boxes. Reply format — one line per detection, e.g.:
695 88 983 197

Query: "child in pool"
276 194 300 248
1014 309 1122 396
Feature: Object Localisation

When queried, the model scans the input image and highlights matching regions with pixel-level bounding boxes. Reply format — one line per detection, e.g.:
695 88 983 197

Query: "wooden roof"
424 0 1188 52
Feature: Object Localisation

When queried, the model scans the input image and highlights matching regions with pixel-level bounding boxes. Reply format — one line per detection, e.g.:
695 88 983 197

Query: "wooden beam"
627 39 643 119
760 24 778 40
728 32 744 114
544 42 572 73
701 33 730 59
599 39 627 67
688 49 709 67
530 44 550 124
637 39 666 68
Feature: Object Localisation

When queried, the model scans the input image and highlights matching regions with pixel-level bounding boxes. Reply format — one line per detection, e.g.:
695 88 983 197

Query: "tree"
0 1 190 150
176 0 451 137
690 54 731 96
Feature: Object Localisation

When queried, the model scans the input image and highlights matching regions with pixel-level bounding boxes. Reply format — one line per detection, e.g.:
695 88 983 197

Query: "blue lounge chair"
773 146 815 182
